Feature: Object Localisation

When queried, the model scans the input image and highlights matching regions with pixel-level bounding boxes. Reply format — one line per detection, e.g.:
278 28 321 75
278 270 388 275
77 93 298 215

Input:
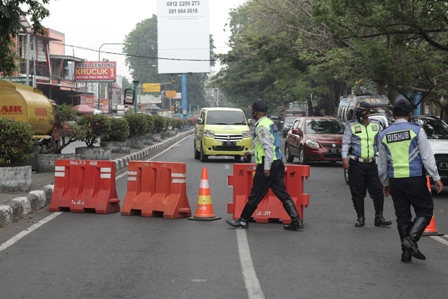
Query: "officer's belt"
349 155 375 164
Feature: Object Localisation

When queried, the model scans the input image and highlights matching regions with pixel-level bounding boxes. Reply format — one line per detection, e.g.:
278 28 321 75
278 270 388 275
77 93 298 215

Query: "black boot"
355 216 365 227
402 217 431 260
398 224 412 263
374 213 392 227
352 197 365 227
226 202 257 229
226 218 249 229
283 200 304 230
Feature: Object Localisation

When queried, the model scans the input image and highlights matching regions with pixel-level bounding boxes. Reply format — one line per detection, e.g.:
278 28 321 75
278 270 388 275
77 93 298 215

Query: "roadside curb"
0 129 193 229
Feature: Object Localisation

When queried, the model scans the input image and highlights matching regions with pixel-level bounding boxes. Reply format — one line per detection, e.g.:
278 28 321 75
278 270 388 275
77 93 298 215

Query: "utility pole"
133 80 139 113
98 43 122 110
25 34 30 86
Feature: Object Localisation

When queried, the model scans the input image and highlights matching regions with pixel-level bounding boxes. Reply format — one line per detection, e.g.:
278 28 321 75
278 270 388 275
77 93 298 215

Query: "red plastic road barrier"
49 160 120 214
121 161 191 218
227 163 310 224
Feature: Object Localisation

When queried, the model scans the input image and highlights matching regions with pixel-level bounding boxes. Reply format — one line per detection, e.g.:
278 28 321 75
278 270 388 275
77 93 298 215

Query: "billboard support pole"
182 73 187 120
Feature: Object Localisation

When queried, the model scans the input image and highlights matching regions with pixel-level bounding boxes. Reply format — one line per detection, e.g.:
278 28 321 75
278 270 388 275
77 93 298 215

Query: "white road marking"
1 135 192 250
0 212 62 252
236 229 265 299
430 235 448 246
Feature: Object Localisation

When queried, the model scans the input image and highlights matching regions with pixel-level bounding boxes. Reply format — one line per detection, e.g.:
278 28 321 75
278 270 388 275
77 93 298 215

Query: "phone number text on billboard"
167 1 200 6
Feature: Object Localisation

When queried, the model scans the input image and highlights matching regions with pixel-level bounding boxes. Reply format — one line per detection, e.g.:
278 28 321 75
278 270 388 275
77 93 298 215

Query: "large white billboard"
157 0 210 74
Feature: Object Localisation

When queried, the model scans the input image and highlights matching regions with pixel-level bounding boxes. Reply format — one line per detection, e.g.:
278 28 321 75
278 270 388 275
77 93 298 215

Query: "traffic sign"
143 83 161 93
165 90 176 98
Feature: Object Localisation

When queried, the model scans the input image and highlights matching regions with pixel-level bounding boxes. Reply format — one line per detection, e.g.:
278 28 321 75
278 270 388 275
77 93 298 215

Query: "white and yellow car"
194 107 252 162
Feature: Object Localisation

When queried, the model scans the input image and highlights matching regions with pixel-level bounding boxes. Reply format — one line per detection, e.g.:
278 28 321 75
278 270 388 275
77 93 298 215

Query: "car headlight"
242 130 251 138
306 139 320 148
204 130 214 138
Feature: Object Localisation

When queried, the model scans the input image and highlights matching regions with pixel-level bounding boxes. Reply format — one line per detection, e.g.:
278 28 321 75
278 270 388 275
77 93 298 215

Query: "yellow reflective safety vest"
348 120 380 159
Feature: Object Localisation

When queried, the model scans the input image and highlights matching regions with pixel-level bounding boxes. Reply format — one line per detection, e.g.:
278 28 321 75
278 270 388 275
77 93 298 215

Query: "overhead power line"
63 43 221 62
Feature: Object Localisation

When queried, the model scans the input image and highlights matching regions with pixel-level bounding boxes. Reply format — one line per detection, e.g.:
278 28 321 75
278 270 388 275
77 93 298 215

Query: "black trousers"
389 176 434 227
348 159 384 216
247 159 292 207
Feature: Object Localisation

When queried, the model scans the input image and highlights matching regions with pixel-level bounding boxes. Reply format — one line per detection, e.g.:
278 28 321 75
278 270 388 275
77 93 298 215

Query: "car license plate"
438 162 448 170
223 141 235 146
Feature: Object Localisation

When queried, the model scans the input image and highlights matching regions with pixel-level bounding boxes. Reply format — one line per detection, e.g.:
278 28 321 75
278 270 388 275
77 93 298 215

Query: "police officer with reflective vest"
342 101 392 228
378 99 443 262
226 100 303 230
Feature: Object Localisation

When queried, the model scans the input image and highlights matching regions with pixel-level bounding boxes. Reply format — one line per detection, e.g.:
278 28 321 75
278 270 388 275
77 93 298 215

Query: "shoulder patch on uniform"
386 130 411 143
259 128 266 138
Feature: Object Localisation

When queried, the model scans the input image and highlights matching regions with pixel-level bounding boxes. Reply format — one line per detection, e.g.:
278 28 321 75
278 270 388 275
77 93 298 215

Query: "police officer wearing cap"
342 101 392 228
378 98 443 262
226 100 304 231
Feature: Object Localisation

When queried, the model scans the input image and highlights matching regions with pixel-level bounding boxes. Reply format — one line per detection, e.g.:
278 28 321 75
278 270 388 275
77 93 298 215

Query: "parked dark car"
282 116 299 138
284 116 344 164
410 115 448 139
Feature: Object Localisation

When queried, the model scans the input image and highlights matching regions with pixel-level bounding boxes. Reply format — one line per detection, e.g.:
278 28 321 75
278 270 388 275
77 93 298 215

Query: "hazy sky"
42 0 243 80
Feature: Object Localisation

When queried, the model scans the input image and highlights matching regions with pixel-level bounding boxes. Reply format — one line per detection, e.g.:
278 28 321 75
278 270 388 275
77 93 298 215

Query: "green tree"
0 119 34 166
0 0 50 75
51 104 84 154
312 0 448 106
77 114 111 147
213 0 348 114
213 0 448 116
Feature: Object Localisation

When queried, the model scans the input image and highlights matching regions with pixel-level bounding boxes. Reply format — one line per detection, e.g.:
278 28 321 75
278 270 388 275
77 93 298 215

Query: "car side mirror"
292 129 299 135
197 118 203 125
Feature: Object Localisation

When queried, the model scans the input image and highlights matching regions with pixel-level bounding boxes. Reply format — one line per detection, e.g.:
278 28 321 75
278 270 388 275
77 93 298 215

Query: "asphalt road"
1 135 448 298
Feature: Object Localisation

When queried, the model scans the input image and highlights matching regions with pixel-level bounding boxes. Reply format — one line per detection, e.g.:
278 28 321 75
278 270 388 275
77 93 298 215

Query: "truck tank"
0 80 54 139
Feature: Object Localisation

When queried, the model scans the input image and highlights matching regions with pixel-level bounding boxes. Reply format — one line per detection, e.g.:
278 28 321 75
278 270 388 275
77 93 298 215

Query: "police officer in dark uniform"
378 99 443 262
342 101 392 227
226 100 303 231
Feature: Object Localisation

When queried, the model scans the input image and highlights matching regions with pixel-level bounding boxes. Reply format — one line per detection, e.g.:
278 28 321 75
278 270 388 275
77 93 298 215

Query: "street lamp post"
97 43 123 110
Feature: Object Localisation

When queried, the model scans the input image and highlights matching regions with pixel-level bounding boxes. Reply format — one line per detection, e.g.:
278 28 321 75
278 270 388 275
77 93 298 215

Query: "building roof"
50 54 85 62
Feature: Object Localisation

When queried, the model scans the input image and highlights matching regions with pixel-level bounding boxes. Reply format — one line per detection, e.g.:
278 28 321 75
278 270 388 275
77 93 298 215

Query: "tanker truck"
0 80 54 149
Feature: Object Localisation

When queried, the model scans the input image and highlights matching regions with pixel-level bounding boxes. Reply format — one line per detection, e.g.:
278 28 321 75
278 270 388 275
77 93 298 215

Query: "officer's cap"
394 99 411 110
354 101 370 112
250 100 268 112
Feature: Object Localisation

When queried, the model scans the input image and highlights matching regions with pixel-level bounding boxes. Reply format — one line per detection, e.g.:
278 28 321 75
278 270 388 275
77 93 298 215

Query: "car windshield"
284 117 297 125
206 111 247 125
414 117 448 139
305 119 345 134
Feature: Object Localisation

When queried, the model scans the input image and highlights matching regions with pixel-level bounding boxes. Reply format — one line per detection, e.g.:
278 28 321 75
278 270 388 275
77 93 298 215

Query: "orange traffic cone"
423 214 443 236
423 176 443 236
188 167 221 221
